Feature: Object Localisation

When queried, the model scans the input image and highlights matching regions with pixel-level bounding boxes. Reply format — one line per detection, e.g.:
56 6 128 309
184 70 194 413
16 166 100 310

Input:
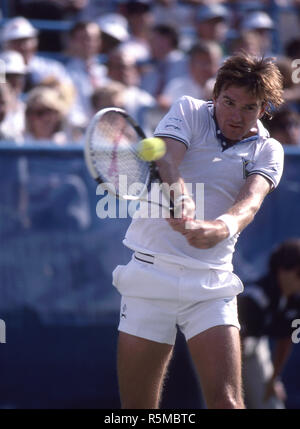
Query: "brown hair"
213 52 284 117
269 239 300 276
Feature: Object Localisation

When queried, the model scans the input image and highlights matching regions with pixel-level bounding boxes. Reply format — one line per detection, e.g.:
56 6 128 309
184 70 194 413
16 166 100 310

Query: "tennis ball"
137 137 166 162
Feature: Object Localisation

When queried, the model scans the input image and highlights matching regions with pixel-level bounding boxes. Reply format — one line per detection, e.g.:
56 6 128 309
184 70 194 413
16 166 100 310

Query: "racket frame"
85 107 173 213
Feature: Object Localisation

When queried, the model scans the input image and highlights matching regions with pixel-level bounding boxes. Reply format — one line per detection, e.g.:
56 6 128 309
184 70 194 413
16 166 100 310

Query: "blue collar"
208 101 259 151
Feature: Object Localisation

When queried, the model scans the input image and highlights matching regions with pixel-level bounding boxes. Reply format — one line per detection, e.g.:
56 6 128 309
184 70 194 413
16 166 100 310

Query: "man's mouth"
228 124 242 129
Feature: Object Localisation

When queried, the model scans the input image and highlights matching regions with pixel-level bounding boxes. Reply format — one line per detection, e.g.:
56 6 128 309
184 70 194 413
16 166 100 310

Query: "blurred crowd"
0 0 300 146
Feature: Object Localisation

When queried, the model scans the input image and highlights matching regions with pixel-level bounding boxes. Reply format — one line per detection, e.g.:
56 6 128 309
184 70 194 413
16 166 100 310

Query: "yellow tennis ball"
137 137 166 162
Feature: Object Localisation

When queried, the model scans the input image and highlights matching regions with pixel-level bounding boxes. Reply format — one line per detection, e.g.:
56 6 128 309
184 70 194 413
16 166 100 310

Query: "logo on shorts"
121 304 127 319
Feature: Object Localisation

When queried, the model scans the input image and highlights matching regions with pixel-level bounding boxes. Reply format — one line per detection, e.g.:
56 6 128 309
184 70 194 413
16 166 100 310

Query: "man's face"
213 85 266 142
71 23 101 59
190 52 219 86
7 37 38 64
108 52 138 86
279 267 300 297
197 18 227 43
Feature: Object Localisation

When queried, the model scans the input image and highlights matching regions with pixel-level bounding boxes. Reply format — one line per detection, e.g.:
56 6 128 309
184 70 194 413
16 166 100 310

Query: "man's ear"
259 102 267 119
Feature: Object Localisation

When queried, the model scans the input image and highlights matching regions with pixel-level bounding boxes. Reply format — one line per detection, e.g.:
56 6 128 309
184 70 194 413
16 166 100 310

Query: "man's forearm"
217 174 271 237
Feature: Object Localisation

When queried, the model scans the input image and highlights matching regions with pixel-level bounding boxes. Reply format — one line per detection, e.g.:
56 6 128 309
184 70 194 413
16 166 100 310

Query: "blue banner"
0 144 299 409
0 145 131 325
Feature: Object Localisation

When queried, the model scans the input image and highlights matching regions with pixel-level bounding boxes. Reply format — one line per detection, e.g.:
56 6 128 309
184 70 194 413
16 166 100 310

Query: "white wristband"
173 194 193 205
216 214 239 238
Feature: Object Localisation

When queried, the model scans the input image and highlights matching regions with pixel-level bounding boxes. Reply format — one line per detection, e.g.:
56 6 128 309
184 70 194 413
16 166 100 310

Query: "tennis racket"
84 107 174 216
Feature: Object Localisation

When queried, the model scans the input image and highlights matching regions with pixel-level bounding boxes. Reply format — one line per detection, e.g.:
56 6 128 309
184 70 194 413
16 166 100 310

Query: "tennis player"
112 52 284 409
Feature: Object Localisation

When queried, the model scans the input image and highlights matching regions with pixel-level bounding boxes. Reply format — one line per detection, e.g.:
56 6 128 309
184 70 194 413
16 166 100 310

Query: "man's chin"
223 129 244 142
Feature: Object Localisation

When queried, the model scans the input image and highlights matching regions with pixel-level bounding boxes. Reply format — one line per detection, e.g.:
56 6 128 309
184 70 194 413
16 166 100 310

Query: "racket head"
84 107 154 200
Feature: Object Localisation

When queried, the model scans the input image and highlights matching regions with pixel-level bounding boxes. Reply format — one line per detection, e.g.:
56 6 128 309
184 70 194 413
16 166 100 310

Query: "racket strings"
89 112 150 197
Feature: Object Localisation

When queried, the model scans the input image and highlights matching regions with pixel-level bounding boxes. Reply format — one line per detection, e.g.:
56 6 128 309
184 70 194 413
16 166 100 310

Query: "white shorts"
112 252 242 345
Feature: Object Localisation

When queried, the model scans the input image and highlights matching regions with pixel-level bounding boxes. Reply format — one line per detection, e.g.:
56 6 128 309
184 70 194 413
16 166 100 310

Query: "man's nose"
231 108 243 123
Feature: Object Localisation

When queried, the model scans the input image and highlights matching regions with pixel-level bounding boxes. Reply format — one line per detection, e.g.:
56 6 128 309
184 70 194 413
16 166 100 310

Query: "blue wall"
0 144 299 409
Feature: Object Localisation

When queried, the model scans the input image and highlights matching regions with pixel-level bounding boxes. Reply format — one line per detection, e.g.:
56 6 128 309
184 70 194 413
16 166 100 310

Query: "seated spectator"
105 48 156 124
65 20 107 126
33 76 84 142
240 11 275 56
0 83 15 140
0 50 27 141
140 23 188 99
194 3 230 54
285 37 300 61
118 0 153 63
14 0 89 52
91 81 127 111
97 13 129 55
226 31 263 57
24 87 69 145
152 0 195 32
1 16 72 92
158 40 222 110
238 239 300 409
263 107 300 146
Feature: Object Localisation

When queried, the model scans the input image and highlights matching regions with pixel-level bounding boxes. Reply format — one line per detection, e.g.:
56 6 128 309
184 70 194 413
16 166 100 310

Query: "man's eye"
225 100 233 106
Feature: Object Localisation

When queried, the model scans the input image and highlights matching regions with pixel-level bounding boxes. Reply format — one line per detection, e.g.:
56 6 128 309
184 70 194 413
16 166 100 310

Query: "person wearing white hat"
195 3 230 51
0 83 14 140
0 50 27 95
97 13 129 55
1 16 73 93
241 11 275 56
0 50 27 141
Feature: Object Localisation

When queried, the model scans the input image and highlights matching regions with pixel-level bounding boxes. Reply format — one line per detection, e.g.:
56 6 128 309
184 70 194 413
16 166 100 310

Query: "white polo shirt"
123 96 284 271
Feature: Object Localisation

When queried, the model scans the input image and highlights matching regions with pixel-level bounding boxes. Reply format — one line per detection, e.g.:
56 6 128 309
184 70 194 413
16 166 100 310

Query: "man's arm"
168 173 271 249
219 173 272 234
155 136 196 217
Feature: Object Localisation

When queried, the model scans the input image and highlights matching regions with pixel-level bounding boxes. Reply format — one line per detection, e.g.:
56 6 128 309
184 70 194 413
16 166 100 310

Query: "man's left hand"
167 218 229 249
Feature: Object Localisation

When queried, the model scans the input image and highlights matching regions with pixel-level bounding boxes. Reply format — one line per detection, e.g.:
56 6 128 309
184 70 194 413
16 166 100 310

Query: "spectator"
1 16 72 92
34 76 84 142
238 239 300 409
105 48 156 124
0 83 15 140
140 23 187 99
194 3 230 53
285 37 300 61
263 107 300 146
97 13 129 55
65 20 107 126
13 0 89 52
24 86 68 145
0 50 27 141
152 0 196 50
91 81 127 111
241 11 275 56
226 31 263 57
118 0 154 63
159 40 222 110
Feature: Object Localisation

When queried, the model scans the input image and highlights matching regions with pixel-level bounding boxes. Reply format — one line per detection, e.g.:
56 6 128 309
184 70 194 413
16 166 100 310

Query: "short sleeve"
154 96 206 149
247 138 284 189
